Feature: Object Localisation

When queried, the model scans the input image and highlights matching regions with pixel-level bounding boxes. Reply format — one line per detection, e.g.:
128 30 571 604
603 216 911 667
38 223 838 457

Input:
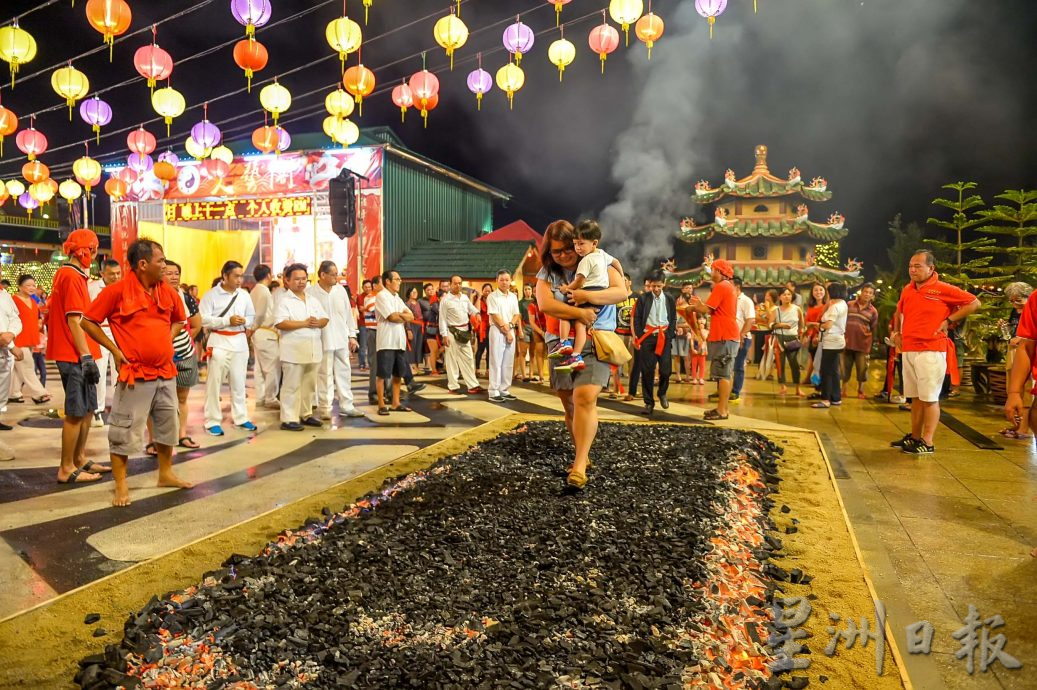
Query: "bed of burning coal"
75 421 813 690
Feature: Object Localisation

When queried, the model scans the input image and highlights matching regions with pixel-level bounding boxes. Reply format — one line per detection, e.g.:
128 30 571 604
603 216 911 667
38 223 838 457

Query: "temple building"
666 145 862 288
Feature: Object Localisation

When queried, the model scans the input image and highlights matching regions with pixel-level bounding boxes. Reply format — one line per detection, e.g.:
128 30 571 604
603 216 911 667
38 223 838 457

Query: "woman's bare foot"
1031 547 1037 558
796 388 805 397
157 473 194 490
778 386 788 395
112 486 131 507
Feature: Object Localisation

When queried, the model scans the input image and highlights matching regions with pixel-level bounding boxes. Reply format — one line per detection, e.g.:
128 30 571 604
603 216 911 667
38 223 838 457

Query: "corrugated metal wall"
382 153 495 269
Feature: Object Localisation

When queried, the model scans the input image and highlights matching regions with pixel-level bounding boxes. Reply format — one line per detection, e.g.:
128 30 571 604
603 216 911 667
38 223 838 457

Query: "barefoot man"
81 239 194 506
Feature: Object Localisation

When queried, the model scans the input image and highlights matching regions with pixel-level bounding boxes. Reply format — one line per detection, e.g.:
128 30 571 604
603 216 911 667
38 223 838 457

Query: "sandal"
389 405 413 413
377 407 391 416
703 409 728 421
57 467 102 484
81 460 112 474
145 443 159 457
32 395 52 404
178 436 200 449
1000 428 1033 440
566 470 587 490
811 402 832 409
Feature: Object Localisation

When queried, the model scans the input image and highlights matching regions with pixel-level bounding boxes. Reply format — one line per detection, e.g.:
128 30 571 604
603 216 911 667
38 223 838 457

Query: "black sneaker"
488 395 506 403
901 438 934 455
890 433 913 448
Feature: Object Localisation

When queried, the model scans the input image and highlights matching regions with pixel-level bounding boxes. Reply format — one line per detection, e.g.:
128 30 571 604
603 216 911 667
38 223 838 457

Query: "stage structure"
669 145 862 289
108 129 509 291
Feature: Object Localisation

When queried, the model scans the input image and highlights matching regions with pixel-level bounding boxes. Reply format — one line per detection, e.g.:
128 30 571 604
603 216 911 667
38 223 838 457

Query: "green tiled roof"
679 218 849 243
665 264 862 288
393 240 534 279
694 181 831 203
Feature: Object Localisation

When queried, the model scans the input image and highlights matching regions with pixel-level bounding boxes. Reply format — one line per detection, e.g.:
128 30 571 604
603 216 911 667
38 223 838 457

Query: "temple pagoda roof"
692 145 832 203
678 217 848 243
664 263 862 288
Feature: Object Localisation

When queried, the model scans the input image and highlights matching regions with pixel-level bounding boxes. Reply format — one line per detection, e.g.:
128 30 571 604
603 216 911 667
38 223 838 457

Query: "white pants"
252 330 280 405
95 335 118 412
0 349 12 407
12 346 47 399
903 350 947 403
317 347 354 415
204 348 250 428
488 328 515 397
281 361 318 423
444 334 478 391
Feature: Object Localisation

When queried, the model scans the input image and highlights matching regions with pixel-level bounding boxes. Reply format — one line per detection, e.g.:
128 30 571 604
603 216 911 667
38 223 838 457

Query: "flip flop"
703 409 729 421
389 405 413 413
377 407 391 416
178 436 200 449
58 467 101 484
81 460 112 474
145 443 159 457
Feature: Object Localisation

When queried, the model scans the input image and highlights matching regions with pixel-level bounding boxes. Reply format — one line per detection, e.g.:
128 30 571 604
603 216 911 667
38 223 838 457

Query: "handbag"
449 325 473 345
782 336 802 353
591 329 633 367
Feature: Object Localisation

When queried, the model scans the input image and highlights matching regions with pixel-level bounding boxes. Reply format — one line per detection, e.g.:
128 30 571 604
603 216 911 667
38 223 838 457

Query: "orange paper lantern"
22 160 49 184
233 38 268 92
86 0 132 58
343 64 375 116
104 177 127 199
153 160 176 182
251 125 278 153
0 102 16 156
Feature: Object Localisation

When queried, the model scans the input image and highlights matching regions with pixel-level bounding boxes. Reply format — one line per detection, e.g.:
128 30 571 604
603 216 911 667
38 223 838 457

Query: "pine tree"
875 214 925 333
975 189 1037 286
924 181 991 289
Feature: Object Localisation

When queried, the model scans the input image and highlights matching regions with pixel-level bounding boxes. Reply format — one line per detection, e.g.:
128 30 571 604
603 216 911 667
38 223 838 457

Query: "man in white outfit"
307 260 364 419
486 270 521 403
249 264 280 409
87 259 122 427
438 274 481 395
0 288 22 461
198 260 256 436
276 263 328 431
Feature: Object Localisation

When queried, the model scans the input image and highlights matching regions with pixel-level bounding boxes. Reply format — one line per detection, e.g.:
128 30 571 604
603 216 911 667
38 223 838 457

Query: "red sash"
635 326 667 356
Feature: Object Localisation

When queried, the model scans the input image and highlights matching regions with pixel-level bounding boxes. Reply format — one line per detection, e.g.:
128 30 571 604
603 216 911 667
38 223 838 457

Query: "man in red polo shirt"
686 259 740 420
49 229 109 484
891 250 979 454
82 239 193 507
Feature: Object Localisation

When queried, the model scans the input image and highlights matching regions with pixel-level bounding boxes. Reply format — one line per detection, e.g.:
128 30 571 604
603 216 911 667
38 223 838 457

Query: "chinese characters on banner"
769 598 1022 677
163 196 312 223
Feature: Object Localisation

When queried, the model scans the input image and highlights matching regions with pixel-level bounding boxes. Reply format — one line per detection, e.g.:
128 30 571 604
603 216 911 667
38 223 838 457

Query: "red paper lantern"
203 158 230 179
588 18 620 74
15 125 47 160
233 38 268 92
391 82 413 122
117 167 137 185
134 43 173 89
126 126 156 156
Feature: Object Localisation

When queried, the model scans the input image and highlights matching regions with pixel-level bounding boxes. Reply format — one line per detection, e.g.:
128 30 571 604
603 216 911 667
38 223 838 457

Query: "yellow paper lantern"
325 16 362 72
151 86 185 135
210 145 234 164
185 135 210 160
609 0 643 45
325 88 355 118
59 179 83 202
0 21 37 88
495 63 524 110
5 179 25 198
29 181 55 204
322 116 359 146
547 36 576 82
433 11 468 70
51 64 91 119
73 156 103 194
259 81 291 124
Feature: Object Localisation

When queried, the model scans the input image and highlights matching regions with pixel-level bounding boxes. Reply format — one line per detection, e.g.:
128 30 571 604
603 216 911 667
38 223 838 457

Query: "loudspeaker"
328 171 357 239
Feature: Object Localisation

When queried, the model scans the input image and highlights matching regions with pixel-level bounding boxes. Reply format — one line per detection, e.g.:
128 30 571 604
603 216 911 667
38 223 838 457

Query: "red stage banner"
164 196 312 223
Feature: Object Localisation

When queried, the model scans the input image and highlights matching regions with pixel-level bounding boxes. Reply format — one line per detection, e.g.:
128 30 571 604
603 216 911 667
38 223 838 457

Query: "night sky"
1 0 1035 276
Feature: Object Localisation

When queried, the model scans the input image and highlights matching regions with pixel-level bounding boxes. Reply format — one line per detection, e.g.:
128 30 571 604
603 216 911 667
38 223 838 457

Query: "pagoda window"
752 244 768 260
783 244 794 260
753 204 769 214
711 246 722 259
799 246 808 260
727 245 737 260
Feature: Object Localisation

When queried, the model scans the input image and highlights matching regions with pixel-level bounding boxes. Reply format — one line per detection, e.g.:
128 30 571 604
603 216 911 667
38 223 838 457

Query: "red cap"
712 259 734 279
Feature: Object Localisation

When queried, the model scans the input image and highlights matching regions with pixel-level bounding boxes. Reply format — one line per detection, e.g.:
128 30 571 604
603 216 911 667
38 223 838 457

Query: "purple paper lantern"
18 192 38 211
127 152 154 173
231 0 272 35
467 68 493 108
275 126 291 153
695 0 728 37
158 150 180 166
503 18 535 63
191 119 222 149
79 96 113 130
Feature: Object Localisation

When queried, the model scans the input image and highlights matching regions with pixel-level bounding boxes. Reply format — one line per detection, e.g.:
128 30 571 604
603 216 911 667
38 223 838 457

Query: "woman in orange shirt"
803 283 828 393
11 275 50 404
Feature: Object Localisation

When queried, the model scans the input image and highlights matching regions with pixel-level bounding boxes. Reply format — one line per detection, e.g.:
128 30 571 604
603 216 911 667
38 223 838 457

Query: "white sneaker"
92 412 105 427
0 440 14 461
890 395 906 404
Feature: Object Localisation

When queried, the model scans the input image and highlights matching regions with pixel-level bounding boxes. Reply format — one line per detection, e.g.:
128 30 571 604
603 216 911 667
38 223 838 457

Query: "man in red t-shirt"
891 250 979 454
82 239 192 507
686 259 740 420
48 229 109 484
1005 291 1037 443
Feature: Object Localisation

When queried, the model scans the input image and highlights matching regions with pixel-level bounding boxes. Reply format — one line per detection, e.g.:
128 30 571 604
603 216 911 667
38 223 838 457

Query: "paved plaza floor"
1 360 1033 688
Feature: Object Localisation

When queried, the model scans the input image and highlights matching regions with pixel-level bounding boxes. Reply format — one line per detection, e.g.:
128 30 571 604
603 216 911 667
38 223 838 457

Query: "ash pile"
77 422 807 690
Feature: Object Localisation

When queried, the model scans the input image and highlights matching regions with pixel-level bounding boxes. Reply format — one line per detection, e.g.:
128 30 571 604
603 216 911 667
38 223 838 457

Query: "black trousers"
627 344 641 396
640 334 670 405
821 348 843 403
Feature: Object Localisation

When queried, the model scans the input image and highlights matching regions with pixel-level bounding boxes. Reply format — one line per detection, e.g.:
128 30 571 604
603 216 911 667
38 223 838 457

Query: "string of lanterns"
0 0 740 214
